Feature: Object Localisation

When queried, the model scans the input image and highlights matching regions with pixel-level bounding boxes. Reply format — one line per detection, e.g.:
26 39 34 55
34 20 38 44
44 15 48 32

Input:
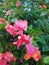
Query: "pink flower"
25 44 38 54
24 44 41 61
4 51 16 62
0 18 4 24
23 34 33 44
6 10 11 16
13 36 23 49
0 51 16 65
0 53 8 65
13 34 32 49
14 20 28 31
5 22 17 37
5 20 28 37
16 1 21 7
0 59 9 65
5 21 24 37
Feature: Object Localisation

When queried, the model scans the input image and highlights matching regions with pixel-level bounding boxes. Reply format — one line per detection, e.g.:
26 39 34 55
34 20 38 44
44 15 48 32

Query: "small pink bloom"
0 18 4 24
5 21 24 37
16 1 21 7
5 20 28 37
0 59 9 65
4 51 16 62
0 52 16 65
24 35 33 44
5 22 17 37
14 20 28 31
6 10 11 16
13 34 32 49
24 44 41 61
25 44 38 54
13 37 23 49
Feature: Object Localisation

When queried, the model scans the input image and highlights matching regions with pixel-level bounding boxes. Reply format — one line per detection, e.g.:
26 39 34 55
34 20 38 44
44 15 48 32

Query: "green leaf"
33 40 38 47
36 60 45 65
0 24 6 30
40 12 47 17
42 45 49 52
34 36 46 44
11 18 17 23
43 56 49 64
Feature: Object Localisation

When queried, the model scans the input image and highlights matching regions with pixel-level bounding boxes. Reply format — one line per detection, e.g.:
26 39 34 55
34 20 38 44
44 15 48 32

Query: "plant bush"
0 0 49 65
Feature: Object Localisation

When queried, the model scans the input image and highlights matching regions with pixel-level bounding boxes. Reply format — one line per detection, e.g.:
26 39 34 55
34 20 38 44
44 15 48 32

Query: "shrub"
0 0 49 65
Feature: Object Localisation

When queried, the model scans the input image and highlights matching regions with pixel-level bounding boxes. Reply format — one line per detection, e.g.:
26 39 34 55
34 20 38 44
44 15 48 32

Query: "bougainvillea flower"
4 51 16 62
0 51 16 65
6 10 11 16
5 20 28 37
13 34 32 49
13 36 24 49
0 18 4 24
5 22 17 37
16 1 21 7
5 21 24 37
0 53 8 65
0 59 9 65
24 44 41 61
14 20 28 31
23 34 33 44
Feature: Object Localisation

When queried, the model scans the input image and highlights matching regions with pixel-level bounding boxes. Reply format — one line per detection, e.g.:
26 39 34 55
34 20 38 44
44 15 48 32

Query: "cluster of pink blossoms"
5 20 27 37
0 0 41 64
5 20 41 61
0 18 41 62
0 51 16 65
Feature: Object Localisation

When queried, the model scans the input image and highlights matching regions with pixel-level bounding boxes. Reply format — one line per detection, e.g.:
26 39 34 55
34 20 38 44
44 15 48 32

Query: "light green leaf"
43 56 49 64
